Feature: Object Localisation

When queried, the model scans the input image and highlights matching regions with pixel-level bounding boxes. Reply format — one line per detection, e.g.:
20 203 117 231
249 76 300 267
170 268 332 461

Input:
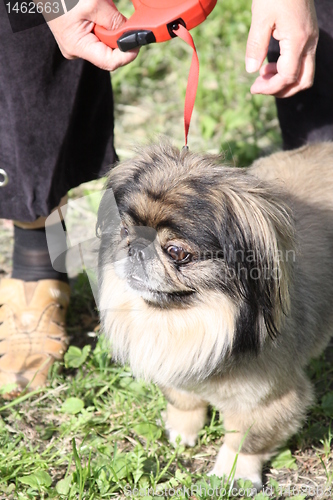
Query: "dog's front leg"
209 408 271 490
210 376 313 490
160 386 208 447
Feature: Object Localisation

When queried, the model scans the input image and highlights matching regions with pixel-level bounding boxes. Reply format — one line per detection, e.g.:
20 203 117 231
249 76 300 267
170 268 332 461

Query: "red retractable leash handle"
94 0 216 147
94 0 216 51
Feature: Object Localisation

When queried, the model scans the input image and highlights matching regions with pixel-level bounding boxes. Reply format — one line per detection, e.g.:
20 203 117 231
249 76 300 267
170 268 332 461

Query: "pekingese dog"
97 141 333 489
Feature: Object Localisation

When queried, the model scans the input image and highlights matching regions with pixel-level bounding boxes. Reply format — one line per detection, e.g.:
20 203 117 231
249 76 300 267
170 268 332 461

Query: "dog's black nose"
128 240 152 262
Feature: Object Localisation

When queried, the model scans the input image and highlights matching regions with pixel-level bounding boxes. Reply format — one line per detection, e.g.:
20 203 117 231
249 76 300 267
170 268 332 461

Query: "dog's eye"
167 245 191 263
120 226 129 239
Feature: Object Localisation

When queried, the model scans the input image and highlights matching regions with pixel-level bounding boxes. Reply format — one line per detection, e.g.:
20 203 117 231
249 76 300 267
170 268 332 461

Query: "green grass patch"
0 274 332 499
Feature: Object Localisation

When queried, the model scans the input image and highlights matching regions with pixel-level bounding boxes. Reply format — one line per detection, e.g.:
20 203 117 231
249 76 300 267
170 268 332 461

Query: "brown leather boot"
0 278 70 399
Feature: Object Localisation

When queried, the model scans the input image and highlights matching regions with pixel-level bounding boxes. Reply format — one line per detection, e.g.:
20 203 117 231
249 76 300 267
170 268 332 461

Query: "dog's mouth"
127 276 195 307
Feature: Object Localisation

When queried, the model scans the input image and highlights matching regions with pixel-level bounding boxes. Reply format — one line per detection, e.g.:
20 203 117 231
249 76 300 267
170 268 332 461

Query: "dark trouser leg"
12 224 68 283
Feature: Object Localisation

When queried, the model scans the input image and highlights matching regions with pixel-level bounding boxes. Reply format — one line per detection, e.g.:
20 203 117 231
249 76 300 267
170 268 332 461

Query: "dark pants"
0 2 116 222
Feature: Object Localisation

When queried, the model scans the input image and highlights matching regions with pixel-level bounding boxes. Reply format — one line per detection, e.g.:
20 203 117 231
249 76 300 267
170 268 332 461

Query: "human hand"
45 0 139 71
246 0 318 97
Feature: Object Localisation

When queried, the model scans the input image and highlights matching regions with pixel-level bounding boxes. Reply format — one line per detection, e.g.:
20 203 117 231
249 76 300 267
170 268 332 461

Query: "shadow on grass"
66 272 100 352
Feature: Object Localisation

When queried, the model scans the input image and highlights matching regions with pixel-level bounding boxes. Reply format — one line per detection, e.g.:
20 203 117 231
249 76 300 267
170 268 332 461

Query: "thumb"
245 8 273 73
75 33 139 71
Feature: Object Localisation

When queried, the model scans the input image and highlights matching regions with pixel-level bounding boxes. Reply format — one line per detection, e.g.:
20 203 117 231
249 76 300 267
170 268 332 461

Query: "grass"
0 0 332 498
0 277 332 499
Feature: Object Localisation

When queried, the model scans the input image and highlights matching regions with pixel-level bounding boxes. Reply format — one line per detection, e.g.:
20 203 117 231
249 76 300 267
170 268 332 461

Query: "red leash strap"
173 24 199 147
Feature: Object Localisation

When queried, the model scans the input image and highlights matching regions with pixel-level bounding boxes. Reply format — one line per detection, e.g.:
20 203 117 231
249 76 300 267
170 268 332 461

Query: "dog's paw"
167 428 197 447
162 404 207 448
209 444 263 491
162 411 198 447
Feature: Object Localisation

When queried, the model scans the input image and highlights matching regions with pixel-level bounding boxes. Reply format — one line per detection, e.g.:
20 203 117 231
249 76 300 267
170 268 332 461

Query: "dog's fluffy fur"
97 142 333 488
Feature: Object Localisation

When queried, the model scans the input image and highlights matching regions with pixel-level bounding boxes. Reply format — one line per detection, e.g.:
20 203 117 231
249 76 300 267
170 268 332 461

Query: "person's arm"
45 0 138 71
246 0 318 97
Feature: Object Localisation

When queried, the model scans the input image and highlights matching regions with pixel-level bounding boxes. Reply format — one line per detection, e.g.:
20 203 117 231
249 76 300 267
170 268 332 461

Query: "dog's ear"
96 185 123 242
217 181 295 354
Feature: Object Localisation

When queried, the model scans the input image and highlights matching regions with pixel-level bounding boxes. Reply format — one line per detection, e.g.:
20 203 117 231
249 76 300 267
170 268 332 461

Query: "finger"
277 39 316 92
75 31 139 71
251 52 314 97
251 47 316 97
259 62 277 77
245 2 273 73
269 28 316 89
250 38 303 95
275 37 304 85
251 72 287 96
275 51 316 98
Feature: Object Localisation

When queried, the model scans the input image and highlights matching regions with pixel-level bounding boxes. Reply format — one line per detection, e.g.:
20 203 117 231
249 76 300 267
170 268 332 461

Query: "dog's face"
98 142 294 385
109 220 197 307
